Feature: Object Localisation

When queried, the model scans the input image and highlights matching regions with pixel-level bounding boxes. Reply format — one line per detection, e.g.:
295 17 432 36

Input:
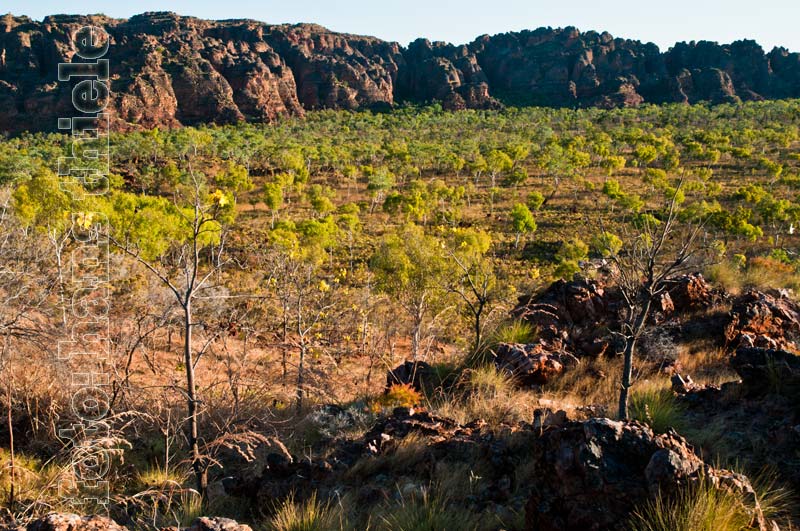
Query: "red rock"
494 342 577 386
25 513 125 531
725 290 800 351
523 418 768 531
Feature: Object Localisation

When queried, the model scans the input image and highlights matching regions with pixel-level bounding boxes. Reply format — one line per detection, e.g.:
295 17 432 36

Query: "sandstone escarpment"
1 12 800 133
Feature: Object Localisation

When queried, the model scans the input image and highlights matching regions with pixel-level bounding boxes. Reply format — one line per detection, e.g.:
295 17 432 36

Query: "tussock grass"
627 477 754 531
465 321 536 368
345 433 431 480
707 258 800 295
266 493 345 531
431 366 534 426
0 449 69 510
379 491 477 531
630 381 686 434
134 462 188 491
536 356 622 417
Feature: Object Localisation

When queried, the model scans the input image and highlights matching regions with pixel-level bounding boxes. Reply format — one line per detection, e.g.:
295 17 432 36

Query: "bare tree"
444 248 498 354
0 192 57 510
109 174 230 498
263 250 338 413
601 182 708 419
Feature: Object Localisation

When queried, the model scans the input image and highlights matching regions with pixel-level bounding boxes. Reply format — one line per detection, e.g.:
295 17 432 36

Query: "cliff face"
1 12 799 133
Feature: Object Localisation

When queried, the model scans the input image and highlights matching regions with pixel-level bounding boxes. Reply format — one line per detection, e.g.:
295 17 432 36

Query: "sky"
3 0 799 53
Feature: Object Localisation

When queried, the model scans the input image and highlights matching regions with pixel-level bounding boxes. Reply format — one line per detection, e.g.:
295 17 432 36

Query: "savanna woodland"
2 94 800 530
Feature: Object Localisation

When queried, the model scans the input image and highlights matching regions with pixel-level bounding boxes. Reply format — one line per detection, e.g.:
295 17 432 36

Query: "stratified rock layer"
2 13 800 133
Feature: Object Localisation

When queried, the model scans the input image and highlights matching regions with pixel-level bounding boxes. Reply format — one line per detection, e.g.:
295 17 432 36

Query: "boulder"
494 343 578 386
731 347 800 396
386 360 433 392
726 290 800 350
181 517 252 531
667 273 716 313
523 418 767 530
24 514 125 531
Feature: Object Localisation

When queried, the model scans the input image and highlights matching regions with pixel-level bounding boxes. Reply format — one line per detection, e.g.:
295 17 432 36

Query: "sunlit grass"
627 476 754 531
630 380 686 434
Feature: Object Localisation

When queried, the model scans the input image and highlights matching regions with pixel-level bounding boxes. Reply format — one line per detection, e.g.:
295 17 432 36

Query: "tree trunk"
6 381 14 510
411 311 422 361
296 344 305 413
618 299 652 419
473 305 484 354
618 336 636 420
183 302 206 498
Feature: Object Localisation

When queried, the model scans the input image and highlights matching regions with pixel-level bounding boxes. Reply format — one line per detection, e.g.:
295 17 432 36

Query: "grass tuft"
267 493 344 531
630 382 686 434
627 476 753 531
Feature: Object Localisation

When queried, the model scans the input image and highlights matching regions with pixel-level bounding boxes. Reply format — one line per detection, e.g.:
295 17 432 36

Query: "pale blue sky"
4 0 799 52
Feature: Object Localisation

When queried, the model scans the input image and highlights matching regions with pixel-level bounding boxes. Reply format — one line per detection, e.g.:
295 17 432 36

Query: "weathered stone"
726 290 800 350
494 342 574 386
25 513 125 531
182 517 252 531
731 347 800 396
386 360 433 392
523 419 767 531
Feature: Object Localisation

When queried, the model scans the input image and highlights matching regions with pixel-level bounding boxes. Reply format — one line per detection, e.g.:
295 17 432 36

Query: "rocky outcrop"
397 39 500 110
5 513 255 531
676 348 800 492
667 273 717 313
217 406 773 529
726 290 800 350
523 418 768 531
20 513 126 531
386 360 433 392
513 277 620 358
493 342 578 386
1 13 799 133
732 347 800 396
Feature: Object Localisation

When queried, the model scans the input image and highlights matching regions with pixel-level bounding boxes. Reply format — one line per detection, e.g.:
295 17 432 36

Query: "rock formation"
726 289 800 350
2 12 800 134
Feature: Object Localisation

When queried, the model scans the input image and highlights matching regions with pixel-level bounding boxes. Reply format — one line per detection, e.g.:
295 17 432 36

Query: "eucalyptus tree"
107 171 235 498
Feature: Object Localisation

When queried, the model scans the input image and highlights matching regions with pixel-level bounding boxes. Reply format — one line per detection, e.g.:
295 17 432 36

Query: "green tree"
371 224 446 360
262 182 284 228
510 203 537 249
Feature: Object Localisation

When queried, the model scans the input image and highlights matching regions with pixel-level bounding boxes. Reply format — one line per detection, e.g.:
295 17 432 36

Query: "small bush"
376 384 423 410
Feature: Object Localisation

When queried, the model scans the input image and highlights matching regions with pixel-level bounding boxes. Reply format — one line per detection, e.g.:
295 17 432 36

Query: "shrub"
526 191 545 211
591 231 623 257
377 384 423 409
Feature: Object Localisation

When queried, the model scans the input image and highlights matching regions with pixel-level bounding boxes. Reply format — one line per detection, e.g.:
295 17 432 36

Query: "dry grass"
265 493 345 531
629 380 686 434
707 258 800 295
536 356 622 417
627 476 755 531
430 366 537 426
